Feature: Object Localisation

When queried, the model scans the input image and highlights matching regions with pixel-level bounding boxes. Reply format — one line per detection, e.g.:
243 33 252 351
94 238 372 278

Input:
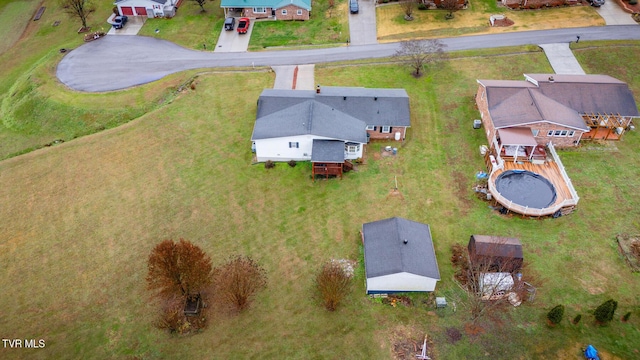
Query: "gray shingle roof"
251 100 367 143
311 140 344 163
488 88 589 131
362 217 440 280
479 75 639 129
256 87 411 128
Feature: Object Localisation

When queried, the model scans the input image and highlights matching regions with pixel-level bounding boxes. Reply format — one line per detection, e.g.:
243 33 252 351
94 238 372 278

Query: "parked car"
224 17 236 31
237 17 250 34
112 15 128 29
589 0 604 6
349 0 359 14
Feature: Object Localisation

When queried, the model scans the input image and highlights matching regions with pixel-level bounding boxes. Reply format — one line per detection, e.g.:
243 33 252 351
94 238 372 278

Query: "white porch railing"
547 142 580 204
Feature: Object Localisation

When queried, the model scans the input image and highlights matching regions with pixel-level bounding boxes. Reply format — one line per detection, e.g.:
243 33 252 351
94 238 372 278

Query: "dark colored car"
224 17 236 31
112 15 128 29
349 0 359 14
237 17 250 34
589 0 604 6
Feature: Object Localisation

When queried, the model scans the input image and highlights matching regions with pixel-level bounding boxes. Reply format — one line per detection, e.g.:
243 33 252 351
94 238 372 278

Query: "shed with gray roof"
362 217 440 294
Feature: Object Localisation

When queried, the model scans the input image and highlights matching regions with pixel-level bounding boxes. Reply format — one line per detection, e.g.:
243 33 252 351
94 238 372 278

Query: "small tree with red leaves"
212 255 267 312
146 239 212 300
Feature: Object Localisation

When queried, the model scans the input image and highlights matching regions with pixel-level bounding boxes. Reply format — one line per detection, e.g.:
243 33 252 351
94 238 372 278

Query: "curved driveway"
57 26 640 92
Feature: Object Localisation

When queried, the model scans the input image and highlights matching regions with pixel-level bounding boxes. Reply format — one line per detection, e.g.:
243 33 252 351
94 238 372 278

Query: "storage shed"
468 235 523 273
362 217 440 294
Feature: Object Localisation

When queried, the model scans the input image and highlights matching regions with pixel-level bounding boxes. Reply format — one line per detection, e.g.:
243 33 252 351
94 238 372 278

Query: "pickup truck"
237 17 250 34
112 15 128 29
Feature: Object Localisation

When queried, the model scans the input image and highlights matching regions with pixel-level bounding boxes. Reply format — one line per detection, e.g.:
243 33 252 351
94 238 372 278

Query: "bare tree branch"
59 0 95 29
394 39 446 77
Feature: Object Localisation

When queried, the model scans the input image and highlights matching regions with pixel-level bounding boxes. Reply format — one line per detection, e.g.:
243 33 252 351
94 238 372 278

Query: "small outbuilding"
468 235 523 273
362 217 440 294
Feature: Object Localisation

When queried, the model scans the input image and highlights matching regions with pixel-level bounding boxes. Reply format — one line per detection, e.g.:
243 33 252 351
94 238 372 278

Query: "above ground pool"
495 170 557 209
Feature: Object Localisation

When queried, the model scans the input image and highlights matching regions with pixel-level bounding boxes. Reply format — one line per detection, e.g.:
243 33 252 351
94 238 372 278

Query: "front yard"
376 0 604 41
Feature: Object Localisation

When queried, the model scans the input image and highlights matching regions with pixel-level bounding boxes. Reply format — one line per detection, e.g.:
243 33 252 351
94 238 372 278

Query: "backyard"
1 40 640 358
0 0 639 358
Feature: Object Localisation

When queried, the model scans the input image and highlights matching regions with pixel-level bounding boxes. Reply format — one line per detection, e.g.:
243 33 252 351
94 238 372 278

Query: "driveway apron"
349 0 377 45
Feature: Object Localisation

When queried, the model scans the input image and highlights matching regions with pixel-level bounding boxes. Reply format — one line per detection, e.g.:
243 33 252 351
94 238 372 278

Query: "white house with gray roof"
362 217 440 294
251 87 411 163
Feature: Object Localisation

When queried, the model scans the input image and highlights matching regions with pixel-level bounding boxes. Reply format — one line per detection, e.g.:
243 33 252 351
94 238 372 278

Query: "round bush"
547 305 565 325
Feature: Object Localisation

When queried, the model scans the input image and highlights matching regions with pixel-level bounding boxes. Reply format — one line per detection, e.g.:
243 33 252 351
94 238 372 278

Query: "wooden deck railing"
486 143 579 217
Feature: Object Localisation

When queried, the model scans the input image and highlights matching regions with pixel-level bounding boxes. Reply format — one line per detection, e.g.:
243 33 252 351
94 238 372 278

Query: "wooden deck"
488 158 577 216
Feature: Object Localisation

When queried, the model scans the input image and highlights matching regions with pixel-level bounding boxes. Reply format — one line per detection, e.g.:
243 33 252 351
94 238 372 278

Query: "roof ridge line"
307 101 313 133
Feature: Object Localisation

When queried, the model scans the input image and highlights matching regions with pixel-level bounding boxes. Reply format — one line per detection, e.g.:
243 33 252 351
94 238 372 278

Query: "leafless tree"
401 0 417 20
316 260 353 311
451 239 526 322
394 39 446 77
212 255 267 311
440 0 460 19
59 0 95 29
191 0 207 12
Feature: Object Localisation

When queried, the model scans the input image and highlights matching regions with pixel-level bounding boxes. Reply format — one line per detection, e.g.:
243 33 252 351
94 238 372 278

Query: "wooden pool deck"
487 144 579 217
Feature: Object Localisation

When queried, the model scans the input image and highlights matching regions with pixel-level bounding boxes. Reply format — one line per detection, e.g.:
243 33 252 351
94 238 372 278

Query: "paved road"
57 26 640 92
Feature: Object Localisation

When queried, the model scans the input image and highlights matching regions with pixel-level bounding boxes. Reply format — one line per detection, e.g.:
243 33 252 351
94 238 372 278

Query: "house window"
559 130 568 137
547 130 554 136
531 129 539 136
281 9 287 15
568 130 575 137
288 142 299 148
253 7 266 13
381 126 391 133
554 130 562 136
297 9 302 15
366 125 376 131
345 143 360 153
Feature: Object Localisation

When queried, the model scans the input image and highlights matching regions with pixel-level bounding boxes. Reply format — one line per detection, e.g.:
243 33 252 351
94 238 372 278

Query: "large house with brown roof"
476 74 639 149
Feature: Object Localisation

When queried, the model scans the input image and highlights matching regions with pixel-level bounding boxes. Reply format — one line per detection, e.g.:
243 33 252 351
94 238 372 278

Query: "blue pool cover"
495 170 557 209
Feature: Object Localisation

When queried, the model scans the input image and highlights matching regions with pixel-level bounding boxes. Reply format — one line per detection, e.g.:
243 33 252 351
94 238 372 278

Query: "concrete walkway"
539 43 585 75
272 64 315 90
596 1 637 25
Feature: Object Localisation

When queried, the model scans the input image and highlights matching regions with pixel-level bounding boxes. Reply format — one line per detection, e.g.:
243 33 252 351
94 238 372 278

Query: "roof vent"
548 76 554 83
343 96 347 100
374 97 378 101
403 239 408 245
316 84 320 94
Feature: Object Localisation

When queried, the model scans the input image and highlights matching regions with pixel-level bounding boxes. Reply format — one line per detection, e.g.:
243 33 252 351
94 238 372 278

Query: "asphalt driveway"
57 26 640 92
349 0 377 45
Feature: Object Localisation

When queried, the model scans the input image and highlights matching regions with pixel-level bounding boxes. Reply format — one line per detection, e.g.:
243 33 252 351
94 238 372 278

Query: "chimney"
403 239 408 245
548 76 554 83
316 84 320 94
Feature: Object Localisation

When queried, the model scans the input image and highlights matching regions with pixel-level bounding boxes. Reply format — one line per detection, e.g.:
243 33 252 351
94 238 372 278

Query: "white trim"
253 7 266 13
381 126 391 133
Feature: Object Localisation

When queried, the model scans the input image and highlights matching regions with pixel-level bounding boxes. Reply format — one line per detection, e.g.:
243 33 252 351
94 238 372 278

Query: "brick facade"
367 127 407 141
275 4 310 20
242 5 309 20
475 85 583 148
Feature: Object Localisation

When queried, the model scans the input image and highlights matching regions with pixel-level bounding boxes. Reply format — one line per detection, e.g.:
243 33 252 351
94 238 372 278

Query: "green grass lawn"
0 0 42 55
1 44 639 359
249 0 349 50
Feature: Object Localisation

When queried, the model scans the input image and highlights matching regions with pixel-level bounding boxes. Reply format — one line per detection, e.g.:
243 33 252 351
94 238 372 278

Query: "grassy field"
377 0 604 41
0 0 42 55
1 43 640 359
